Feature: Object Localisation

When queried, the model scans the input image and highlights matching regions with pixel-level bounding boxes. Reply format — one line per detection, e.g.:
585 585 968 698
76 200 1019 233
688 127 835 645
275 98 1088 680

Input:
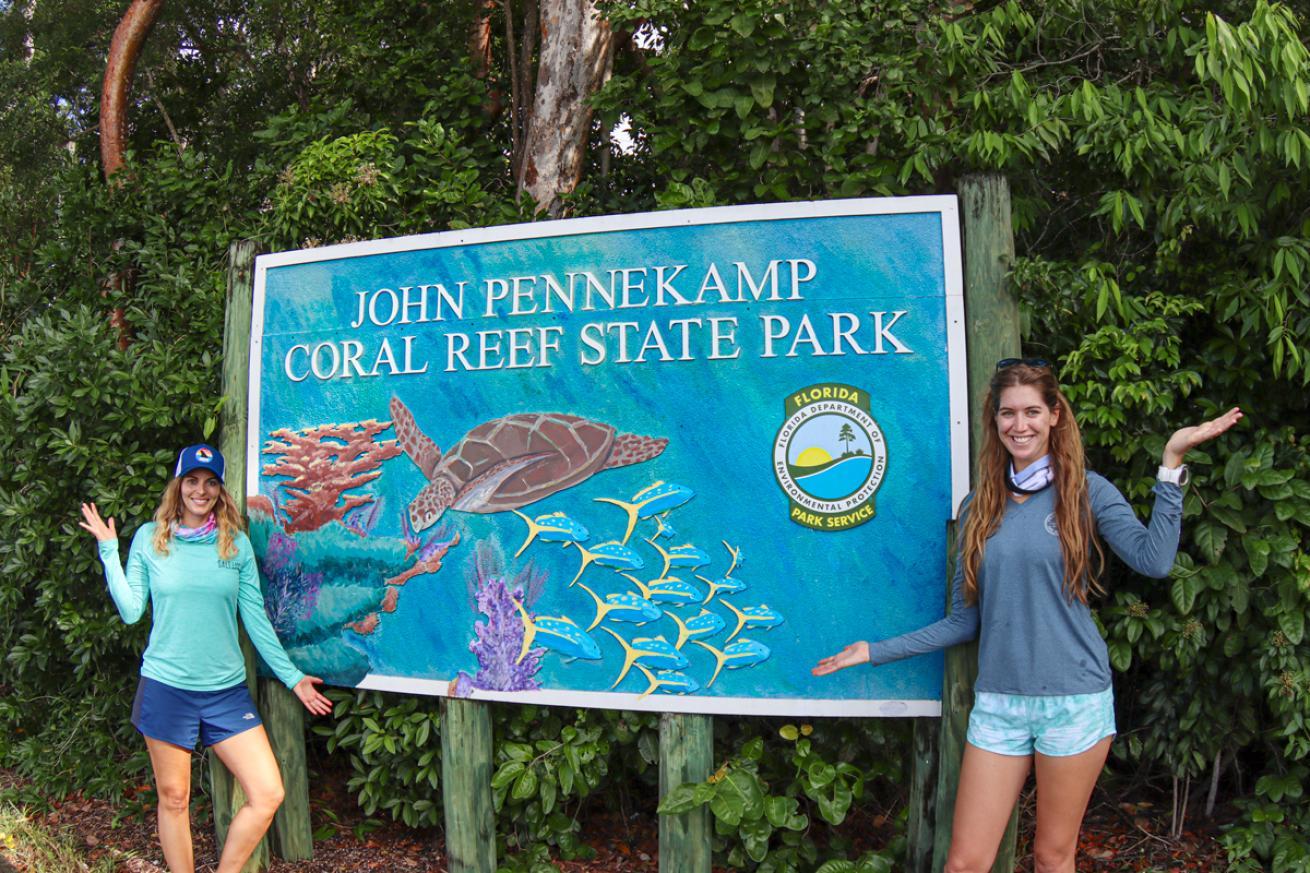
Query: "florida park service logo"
774 383 887 531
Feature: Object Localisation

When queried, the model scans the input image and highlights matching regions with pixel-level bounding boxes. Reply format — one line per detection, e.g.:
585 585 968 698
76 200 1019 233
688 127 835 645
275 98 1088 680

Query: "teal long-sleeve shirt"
97 522 305 692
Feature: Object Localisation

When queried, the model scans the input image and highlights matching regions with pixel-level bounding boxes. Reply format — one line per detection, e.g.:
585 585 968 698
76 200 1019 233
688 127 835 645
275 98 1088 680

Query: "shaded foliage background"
1 0 1308 869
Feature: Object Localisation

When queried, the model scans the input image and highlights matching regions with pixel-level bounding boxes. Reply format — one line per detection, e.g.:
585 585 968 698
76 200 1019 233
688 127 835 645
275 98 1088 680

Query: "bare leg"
145 737 195 873
1031 736 1113 873
209 726 285 873
943 743 1032 873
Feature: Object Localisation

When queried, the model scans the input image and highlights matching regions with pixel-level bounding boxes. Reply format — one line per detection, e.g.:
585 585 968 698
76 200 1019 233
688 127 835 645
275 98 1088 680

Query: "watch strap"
1157 464 1189 486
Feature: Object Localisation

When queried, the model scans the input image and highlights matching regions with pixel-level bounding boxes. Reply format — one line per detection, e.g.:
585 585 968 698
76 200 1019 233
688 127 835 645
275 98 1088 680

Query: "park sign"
247 197 968 717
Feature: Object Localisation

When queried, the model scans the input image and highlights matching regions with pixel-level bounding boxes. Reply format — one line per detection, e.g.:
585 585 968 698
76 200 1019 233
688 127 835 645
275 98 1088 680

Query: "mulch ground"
1 764 1230 872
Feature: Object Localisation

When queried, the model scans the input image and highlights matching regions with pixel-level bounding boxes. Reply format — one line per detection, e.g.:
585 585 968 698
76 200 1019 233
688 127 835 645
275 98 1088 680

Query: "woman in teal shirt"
80 444 331 873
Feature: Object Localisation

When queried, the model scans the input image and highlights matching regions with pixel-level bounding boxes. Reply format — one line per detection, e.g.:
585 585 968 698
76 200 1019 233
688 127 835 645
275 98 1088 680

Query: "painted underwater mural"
250 412 782 701
249 198 969 716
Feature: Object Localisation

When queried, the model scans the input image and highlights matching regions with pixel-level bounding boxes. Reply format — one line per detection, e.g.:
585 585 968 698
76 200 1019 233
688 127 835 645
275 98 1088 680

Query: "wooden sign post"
929 173 1022 873
216 239 314 869
441 697 497 872
659 713 714 873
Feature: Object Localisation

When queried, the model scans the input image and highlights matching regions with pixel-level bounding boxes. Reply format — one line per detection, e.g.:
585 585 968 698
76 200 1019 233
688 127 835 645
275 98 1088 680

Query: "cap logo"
196 448 213 462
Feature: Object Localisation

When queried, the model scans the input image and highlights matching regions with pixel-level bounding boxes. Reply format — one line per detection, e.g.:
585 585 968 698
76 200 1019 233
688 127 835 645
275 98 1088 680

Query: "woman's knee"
943 850 995 873
1032 841 1075 873
248 779 285 817
156 781 190 816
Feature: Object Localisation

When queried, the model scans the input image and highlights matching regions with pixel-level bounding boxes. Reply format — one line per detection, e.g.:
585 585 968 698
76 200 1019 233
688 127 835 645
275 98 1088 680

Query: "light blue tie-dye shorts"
966 688 1115 757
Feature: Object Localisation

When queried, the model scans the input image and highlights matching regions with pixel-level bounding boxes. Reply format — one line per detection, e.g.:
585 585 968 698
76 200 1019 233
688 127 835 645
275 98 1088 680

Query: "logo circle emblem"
774 383 887 531
196 448 213 463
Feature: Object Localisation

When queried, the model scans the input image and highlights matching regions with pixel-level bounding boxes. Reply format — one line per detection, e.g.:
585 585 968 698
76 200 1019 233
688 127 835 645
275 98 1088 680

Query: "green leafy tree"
2 0 1310 869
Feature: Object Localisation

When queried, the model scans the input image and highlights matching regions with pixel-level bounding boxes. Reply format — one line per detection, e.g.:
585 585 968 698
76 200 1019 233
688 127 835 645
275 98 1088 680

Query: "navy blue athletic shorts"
131 676 263 748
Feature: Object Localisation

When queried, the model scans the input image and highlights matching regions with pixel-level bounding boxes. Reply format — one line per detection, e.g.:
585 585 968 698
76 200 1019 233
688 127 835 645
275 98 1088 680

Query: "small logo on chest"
218 559 242 570
1044 513 1059 537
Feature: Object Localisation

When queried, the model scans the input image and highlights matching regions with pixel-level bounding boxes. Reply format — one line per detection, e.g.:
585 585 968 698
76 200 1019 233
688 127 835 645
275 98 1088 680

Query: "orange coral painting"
260 420 402 533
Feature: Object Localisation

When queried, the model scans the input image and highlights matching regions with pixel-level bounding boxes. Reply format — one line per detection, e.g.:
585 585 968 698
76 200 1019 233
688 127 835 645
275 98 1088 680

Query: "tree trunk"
100 0 165 179
517 0 613 215
19 0 36 62
470 0 495 78
469 0 504 118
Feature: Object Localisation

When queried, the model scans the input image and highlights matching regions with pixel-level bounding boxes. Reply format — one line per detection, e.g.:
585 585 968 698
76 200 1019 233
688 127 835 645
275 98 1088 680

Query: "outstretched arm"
812 558 979 676
233 538 332 715
80 502 148 623
1098 406 1246 578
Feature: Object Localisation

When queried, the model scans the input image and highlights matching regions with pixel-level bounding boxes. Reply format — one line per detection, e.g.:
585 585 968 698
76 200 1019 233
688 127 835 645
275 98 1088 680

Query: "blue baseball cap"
175 444 225 482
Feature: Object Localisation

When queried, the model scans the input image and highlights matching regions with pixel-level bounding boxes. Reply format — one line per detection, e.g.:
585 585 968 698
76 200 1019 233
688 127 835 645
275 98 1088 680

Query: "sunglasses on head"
996 357 1050 371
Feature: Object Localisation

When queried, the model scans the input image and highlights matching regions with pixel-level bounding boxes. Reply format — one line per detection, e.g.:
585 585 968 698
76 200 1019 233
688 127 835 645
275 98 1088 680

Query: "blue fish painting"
568 540 645 586
634 664 701 699
575 582 662 631
620 573 702 606
698 540 749 603
721 602 784 641
646 539 711 578
513 599 602 663
652 514 678 540
602 628 690 687
691 638 772 687
722 540 744 570
696 574 747 605
664 608 726 649
512 510 590 557
595 481 695 544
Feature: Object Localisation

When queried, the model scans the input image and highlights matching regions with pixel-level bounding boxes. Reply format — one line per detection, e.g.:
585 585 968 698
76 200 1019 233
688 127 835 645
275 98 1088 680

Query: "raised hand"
811 640 870 677
1163 406 1244 468
293 675 334 716
78 502 118 543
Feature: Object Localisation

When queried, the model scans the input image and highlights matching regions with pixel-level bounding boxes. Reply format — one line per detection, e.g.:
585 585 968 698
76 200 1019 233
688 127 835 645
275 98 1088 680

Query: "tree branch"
100 0 166 179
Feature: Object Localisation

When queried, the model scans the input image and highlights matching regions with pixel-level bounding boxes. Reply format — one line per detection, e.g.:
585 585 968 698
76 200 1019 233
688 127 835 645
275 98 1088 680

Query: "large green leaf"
764 795 808 830
1171 574 1201 614
1278 608 1305 645
739 817 774 862
1195 522 1229 563
657 782 704 816
710 769 766 826
815 782 854 826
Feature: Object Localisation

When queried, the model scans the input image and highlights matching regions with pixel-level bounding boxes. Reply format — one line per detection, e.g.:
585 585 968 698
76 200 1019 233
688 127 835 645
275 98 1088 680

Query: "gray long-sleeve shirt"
867 473 1182 695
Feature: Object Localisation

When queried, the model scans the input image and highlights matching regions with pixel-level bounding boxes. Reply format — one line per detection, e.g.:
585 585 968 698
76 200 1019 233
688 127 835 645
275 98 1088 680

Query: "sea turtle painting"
391 396 668 531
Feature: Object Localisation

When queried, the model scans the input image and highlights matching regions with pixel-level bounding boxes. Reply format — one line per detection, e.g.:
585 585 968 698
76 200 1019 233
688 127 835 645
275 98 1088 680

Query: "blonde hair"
151 475 244 560
961 363 1105 605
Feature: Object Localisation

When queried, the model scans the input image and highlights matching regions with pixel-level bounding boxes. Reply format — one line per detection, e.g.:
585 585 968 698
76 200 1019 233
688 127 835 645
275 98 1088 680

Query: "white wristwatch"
1157 464 1190 486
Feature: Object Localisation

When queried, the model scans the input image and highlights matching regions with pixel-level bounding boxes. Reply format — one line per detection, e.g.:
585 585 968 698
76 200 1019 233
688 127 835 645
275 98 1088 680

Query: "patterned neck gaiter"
173 514 218 544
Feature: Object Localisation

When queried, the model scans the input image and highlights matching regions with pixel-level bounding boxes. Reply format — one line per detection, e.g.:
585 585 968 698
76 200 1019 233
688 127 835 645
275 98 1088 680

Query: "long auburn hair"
960 363 1105 605
151 474 244 560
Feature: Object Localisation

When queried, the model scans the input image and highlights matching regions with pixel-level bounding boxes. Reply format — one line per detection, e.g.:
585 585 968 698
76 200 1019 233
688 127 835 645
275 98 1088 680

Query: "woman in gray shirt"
814 360 1242 873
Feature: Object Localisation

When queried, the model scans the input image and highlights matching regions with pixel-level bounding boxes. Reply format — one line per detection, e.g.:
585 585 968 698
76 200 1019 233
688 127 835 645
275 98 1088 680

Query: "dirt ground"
0 764 1230 872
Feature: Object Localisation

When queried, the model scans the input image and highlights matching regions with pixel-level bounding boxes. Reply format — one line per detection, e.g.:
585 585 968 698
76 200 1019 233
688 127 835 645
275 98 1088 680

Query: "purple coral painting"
454 573 544 696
